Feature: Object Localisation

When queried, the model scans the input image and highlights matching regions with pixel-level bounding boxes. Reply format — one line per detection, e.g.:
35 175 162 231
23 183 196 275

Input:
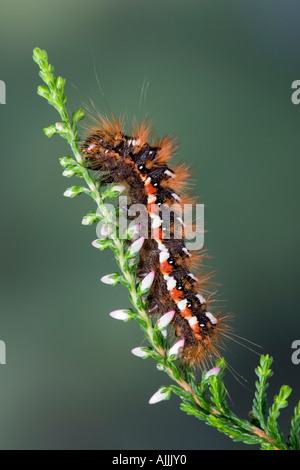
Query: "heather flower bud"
168 339 185 359
109 309 132 321
149 387 171 404
139 271 155 294
157 310 175 330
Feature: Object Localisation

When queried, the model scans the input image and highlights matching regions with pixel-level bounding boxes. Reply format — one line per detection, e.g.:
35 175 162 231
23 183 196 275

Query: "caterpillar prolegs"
82 115 229 366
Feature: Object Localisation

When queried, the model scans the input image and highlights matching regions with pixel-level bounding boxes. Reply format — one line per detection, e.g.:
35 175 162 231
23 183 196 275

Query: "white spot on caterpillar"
196 294 206 304
182 247 191 257
165 170 175 178
177 217 186 227
152 216 162 229
172 193 181 202
88 143 95 151
177 299 188 311
159 251 170 263
158 242 168 252
148 195 156 203
188 316 198 327
164 275 177 291
205 311 218 325
145 177 151 185
188 273 198 282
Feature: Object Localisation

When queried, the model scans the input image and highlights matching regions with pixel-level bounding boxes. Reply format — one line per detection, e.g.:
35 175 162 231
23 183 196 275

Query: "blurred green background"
0 0 300 450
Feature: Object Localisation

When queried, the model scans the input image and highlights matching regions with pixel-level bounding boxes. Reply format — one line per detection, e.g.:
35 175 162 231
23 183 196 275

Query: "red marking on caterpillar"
81 114 230 367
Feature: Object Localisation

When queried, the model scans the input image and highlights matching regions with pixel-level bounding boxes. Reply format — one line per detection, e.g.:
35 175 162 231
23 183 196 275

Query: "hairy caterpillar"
82 114 229 367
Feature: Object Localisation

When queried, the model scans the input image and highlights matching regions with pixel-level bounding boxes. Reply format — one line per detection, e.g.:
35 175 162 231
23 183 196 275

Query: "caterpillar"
81 114 229 367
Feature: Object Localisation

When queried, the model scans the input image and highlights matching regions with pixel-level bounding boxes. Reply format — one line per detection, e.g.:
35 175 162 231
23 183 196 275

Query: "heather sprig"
33 47 300 450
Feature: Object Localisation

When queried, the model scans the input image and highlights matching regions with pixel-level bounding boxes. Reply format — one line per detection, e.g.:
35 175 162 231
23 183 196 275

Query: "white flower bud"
205 367 221 378
157 310 175 330
149 388 170 404
109 310 131 321
100 274 119 285
62 169 75 177
128 237 145 256
127 223 142 239
55 122 64 132
168 339 185 359
101 224 112 236
131 347 150 358
91 239 102 248
111 184 127 194
139 271 155 293
63 188 75 197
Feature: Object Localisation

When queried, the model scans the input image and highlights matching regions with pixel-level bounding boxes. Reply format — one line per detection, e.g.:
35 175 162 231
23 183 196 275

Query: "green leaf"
91 239 111 251
55 122 69 134
164 360 182 382
62 164 83 178
32 47 43 63
206 414 267 446
180 399 208 421
208 375 230 414
37 85 49 99
56 76 66 91
267 385 292 445
252 354 274 430
288 400 300 450
59 156 76 168
43 125 56 137
33 47 48 66
63 185 85 198
101 184 126 201
81 211 100 225
71 108 85 125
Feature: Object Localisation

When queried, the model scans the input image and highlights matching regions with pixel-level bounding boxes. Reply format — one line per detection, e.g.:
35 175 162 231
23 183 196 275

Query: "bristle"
155 135 178 164
130 118 153 149
168 162 194 193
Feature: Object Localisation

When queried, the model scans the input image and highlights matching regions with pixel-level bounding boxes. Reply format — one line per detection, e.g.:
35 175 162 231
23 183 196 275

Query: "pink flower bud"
109 310 131 321
100 224 112 236
149 388 170 404
129 237 145 256
100 274 119 285
131 347 151 358
111 184 126 194
205 367 221 378
157 310 175 330
139 271 155 293
168 339 185 359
